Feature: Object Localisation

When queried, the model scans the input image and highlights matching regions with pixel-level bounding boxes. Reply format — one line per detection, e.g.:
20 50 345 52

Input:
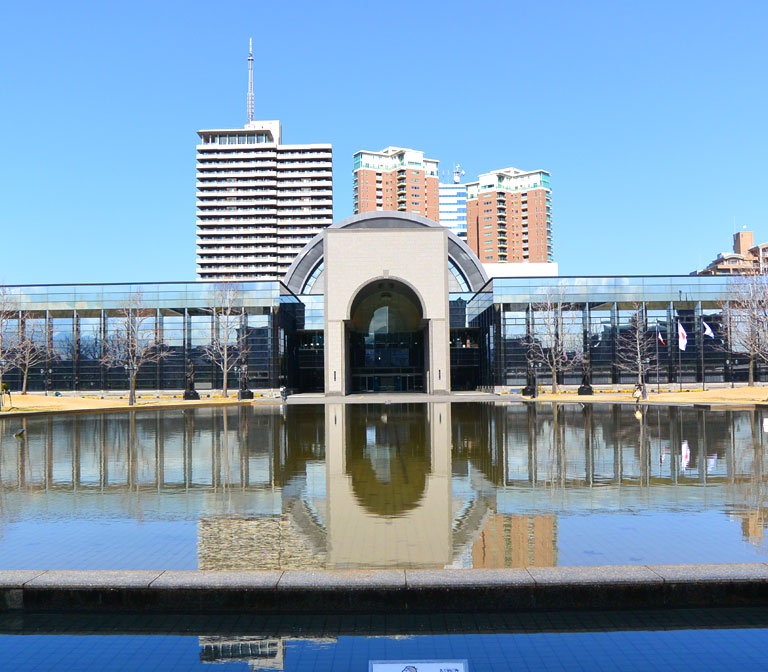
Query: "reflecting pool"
3 608 768 671
0 402 767 570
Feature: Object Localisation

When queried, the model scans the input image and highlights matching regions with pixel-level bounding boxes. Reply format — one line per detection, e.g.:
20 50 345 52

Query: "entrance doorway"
347 280 427 393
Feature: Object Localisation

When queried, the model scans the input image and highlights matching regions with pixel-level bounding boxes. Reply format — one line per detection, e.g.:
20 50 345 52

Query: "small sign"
370 661 468 672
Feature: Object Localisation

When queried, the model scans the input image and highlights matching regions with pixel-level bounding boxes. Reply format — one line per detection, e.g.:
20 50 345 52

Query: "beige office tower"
195 119 333 281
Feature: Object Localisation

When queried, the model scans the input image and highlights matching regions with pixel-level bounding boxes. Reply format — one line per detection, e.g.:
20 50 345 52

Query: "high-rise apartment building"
466 168 552 264
352 147 439 220
439 164 468 240
196 45 333 281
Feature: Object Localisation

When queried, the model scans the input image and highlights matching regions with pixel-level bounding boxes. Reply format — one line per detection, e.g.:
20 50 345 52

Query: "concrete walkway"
2 564 767 614
2 386 767 418
286 391 502 404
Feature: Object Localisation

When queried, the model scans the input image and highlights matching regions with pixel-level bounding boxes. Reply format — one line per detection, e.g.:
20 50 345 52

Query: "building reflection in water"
0 403 766 570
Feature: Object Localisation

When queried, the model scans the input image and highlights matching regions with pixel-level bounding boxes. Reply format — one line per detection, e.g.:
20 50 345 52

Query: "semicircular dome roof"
283 211 489 294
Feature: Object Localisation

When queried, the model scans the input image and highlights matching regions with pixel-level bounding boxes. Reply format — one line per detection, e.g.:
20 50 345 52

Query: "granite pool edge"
2 564 768 614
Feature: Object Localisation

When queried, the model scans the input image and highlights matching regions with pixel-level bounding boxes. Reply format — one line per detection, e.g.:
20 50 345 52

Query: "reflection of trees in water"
450 403 767 489
451 403 504 485
0 406 325 497
726 410 768 547
274 406 325 487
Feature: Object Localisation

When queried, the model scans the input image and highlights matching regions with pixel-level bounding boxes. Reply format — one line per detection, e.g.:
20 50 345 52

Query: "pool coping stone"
528 565 664 585
152 570 282 590
3 564 768 614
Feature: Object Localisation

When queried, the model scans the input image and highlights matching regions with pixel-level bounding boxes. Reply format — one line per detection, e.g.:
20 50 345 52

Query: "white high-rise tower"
196 42 333 282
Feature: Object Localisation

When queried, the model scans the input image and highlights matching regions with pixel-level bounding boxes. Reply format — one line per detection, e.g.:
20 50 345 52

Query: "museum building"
0 212 756 394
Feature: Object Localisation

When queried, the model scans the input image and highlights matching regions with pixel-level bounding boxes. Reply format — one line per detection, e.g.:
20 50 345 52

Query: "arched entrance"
347 280 427 393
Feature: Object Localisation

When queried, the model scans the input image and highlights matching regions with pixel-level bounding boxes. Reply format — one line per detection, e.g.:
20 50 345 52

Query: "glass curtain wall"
470 296 761 388
0 283 286 392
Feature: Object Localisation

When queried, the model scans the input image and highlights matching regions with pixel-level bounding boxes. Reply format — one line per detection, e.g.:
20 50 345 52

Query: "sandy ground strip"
0 386 766 416
535 385 768 405
0 392 279 415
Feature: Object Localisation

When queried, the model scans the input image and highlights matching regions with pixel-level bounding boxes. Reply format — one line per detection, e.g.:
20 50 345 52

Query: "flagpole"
656 327 660 393
700 317 706 391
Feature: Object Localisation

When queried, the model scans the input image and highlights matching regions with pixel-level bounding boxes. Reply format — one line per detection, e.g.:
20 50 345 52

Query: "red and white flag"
681 440 691 471
678 322 687 351
656 326 666 346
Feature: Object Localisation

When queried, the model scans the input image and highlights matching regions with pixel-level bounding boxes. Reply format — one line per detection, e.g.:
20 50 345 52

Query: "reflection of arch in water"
325 402 452 568
345 404 430 517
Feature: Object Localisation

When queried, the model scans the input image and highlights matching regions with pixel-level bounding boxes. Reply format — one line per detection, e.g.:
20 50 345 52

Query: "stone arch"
345 275 427 322
284 211 488 295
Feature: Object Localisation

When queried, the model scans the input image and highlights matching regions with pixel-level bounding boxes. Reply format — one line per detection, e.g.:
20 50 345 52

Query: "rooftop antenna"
247 38 255 123
453 163 465 184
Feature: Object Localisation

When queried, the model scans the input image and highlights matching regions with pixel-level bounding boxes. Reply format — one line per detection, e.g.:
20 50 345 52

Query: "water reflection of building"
471 514 557 569
2 404 767 569
198 516 325 571
736 508 768 545
198 636 336 671
199 637 285 670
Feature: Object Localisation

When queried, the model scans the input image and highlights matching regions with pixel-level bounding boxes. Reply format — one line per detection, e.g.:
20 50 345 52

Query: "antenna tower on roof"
247 38 255 123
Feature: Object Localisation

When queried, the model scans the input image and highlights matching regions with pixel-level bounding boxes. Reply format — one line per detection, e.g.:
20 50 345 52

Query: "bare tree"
9 319 48 394
723 274 768 386
100 292 168 406
203 283 247 398
616 303 655 394
527 288 583 393
0 288 17 410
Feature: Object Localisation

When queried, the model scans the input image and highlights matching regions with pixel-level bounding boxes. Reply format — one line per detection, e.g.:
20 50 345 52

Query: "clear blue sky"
0 0 766 284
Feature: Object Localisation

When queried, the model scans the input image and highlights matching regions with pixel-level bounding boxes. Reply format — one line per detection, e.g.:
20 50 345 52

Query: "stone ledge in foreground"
1 564 767 614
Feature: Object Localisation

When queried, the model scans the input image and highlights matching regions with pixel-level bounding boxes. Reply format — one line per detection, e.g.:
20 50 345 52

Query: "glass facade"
0 275 760 393
0 282 296 392
468 275 763 387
